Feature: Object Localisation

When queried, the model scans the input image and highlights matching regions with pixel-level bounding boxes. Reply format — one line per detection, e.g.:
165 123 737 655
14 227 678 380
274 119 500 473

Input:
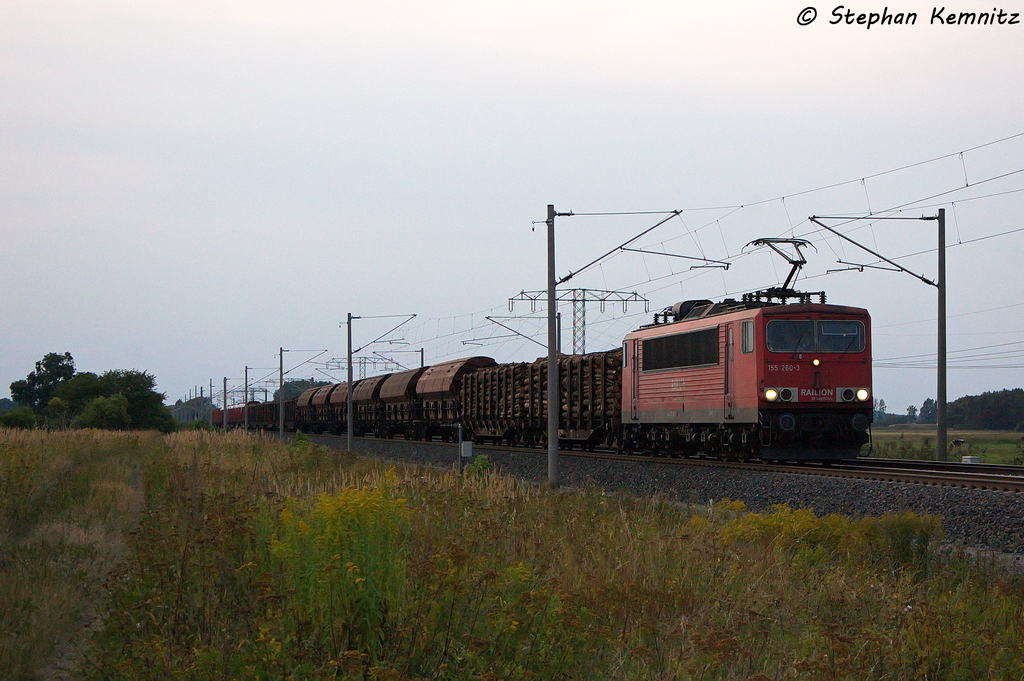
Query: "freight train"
214 292 872 462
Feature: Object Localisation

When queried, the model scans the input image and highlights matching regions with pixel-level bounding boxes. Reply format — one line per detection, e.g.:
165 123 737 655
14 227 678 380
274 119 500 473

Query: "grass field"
870 425 1024 463
4 428 1024 679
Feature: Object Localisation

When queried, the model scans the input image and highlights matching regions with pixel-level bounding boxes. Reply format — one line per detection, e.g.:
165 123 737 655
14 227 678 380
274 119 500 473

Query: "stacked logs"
461 348 623 430
554 349 622 427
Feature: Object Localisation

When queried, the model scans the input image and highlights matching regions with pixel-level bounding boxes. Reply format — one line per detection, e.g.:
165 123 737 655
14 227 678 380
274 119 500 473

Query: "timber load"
461 348 623 447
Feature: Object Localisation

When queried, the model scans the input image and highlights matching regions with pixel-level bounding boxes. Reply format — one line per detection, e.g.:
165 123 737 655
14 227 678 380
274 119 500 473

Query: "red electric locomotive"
622 295 871 460
621 238 871 461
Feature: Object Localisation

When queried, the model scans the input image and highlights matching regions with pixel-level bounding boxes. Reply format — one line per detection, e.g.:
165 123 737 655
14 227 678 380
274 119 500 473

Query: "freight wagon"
462 350 622 449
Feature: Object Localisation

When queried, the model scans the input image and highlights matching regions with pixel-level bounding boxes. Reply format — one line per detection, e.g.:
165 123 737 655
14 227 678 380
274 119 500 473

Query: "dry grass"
7 429 1024 679
0 429 150 680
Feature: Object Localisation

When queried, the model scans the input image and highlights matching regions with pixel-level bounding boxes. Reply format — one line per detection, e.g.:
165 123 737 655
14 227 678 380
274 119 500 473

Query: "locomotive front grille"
759 408 871 453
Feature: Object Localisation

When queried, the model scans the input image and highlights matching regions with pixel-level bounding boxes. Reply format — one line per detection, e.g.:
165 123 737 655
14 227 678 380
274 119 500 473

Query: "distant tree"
10 352 76 413
273 379 331 402
0 397 15 413
906 405 918 422
919 398 937 424
44 368 175 432
45 397 74 430
49 372 105 418
871 398 912 427
78 395 132 430
0 406 37 429
874 399 894 424
8 353 177 432
170 396 214 424
100 370 175 432
875 413 908 427
947 388 1024 430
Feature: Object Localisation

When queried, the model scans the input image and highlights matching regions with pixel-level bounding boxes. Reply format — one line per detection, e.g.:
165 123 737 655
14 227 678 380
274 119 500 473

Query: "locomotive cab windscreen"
765 319 865 353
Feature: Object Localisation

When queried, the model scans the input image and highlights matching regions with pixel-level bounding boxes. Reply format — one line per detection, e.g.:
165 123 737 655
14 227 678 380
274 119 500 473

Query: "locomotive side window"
623 342 628 367
642 327 718 371
816 320 865 352
741 320 754 354
766 320 866 353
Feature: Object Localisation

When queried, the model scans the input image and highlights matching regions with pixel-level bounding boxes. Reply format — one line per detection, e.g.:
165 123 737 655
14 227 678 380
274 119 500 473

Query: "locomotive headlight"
764 388 779 402
856 388 870 402
812 358 821 366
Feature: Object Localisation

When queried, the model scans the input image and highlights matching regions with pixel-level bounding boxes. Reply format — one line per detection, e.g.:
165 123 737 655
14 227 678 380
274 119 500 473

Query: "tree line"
1 352 175 431
875 389 1024 430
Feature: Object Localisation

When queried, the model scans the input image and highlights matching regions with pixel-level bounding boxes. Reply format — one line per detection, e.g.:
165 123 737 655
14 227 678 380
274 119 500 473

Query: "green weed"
462 454 492 476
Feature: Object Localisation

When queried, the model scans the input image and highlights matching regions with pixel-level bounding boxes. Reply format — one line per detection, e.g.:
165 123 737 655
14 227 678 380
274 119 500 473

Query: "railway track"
310 434 1024 493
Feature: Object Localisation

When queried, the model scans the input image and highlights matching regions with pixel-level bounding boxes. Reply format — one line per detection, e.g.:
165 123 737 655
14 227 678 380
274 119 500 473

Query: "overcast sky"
3 1 1024 416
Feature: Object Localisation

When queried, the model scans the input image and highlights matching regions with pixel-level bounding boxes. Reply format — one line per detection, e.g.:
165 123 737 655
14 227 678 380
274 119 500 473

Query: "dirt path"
34 464 146 680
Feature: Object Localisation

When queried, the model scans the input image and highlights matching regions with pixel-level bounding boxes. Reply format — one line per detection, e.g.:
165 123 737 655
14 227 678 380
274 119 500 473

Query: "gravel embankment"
315 436 1024 558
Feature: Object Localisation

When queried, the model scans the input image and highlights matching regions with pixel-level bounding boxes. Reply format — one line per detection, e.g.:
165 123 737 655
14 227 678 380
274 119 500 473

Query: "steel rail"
846 457 1024 477
307 434 1024 493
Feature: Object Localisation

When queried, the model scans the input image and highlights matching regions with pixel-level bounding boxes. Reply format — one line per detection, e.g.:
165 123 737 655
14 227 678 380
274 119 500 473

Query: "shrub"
463 454 492 476
720 503 943 576
0 407 37 430
256 475 410 658
77 394 131 430
871 433 936 459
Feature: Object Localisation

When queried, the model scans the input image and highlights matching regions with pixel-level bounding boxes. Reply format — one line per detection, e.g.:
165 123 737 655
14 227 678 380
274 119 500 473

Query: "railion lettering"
801 388 835 397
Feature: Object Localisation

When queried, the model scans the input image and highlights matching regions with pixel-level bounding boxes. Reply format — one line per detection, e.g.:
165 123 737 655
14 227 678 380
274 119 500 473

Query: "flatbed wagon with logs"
461 349 623 449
